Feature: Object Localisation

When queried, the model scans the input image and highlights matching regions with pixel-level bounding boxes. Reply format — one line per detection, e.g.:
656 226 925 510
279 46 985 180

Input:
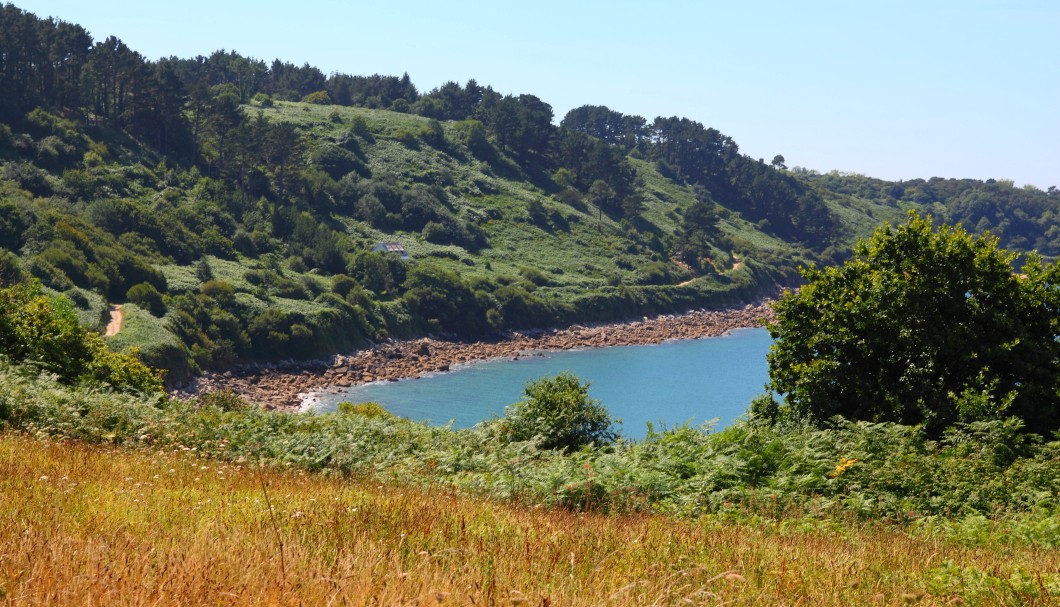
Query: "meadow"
3 433 1058 606
1 356 1058 605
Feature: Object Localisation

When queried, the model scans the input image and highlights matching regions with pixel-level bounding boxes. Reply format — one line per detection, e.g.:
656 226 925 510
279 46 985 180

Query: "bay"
308 327 772 440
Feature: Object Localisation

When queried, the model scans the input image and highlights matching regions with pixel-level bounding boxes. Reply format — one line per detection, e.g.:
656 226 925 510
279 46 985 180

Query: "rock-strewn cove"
179 302 775 411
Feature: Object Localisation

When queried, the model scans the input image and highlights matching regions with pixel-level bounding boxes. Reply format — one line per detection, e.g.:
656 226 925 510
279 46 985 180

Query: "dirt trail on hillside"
677 255 744 287
104 305 124 337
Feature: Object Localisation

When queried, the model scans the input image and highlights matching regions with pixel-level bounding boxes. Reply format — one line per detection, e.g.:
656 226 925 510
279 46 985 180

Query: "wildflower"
829 457 859 478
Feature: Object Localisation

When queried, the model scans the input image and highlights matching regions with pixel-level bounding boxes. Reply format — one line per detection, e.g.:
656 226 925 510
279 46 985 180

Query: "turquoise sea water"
309 328 772 440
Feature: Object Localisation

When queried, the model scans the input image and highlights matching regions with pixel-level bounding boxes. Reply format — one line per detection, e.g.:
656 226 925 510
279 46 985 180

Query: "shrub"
195 259 214 283
3 162 53 196
337 401 394 419
331 274 359 297
302 90 331 105
199 280 235 305
199 389 250 412
0 250 25 285
312 144 360 180
497 372 617 451
518 266 553 287
126 282 166 317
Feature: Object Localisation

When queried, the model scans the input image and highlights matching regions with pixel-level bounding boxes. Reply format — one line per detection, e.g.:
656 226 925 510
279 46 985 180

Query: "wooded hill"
1 4 1057 383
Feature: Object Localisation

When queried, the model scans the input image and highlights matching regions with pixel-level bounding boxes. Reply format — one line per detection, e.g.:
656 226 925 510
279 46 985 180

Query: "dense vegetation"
3 3 1055 384
798 169 1060 259
6 435 1056 606
1 7 1057 597
1 355 1057 544
0 275 1056 604
766 213 1060 437
0 281 161 394
0 284 1054 538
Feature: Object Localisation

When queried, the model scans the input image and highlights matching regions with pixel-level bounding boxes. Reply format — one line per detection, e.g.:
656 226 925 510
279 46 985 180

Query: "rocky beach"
177 302 775 411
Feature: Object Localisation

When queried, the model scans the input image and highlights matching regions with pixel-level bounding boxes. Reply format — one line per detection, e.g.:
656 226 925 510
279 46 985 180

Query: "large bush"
767 212 1059 436
126 282 166 317
498 372 617 451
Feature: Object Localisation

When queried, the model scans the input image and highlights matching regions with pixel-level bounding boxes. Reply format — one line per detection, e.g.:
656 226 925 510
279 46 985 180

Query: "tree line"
0 3 839 244
796 170 1060 259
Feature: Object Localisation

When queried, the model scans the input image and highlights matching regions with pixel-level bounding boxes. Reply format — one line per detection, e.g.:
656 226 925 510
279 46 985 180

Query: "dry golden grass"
1 434 1056 606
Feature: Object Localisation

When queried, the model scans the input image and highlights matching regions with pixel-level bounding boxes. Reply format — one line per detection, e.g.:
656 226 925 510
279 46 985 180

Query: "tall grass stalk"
2 434 1057 606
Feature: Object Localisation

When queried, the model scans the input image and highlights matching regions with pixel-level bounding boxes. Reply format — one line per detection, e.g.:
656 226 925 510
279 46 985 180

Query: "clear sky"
16 0 1060 188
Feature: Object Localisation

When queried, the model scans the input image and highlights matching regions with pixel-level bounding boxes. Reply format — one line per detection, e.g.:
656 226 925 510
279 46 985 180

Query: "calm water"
307 328 772 439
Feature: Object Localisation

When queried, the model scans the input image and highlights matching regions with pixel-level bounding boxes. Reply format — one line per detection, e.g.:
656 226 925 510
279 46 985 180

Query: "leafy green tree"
561 105 647 151
194 259 214 283
588 179 616 211
402 263 487 335
80 35 148 129
126 282 166 317
347 250 405 296
498 372 618 451
486 94 553 157
767 212 1059 435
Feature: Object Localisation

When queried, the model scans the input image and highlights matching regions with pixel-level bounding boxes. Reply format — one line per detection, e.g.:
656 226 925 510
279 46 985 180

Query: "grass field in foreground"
1 434 1056 606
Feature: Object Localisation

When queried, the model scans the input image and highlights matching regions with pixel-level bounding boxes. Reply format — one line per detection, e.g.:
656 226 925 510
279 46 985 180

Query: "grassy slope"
0 98 888 361
3 433 1056 607
268 101 677 291
255 101 824 297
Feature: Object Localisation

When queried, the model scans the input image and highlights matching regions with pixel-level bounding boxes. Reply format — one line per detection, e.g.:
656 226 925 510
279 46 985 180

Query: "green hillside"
1 4 1056 385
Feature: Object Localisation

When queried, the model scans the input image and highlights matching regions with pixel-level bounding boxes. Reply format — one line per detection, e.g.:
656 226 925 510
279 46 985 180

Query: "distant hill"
1 4 1056 383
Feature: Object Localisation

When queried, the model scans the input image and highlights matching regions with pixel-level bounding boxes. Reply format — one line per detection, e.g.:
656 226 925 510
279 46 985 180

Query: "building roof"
374 242 409 257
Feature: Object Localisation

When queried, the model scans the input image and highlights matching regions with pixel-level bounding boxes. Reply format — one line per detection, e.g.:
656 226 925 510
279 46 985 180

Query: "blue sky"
18 0 1060 188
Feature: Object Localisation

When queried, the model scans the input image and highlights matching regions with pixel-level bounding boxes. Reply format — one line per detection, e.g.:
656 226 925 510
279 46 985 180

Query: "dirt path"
104 305 124 337
677 254 744 286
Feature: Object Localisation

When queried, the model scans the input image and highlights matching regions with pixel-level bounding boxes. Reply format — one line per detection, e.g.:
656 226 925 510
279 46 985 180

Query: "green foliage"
802 171 1060 258
199 389 250 412
311 144 362 180
195 258 216 282
246 307 314 357
402 263 489 334
485 94 554 158
336 401 394 418
768 211 1059 436
125 282 166 317
251 92 273 107
0 250 25 285
2 358 1056 533
497 372 618 451
0 282 162 393
2 3 1054 378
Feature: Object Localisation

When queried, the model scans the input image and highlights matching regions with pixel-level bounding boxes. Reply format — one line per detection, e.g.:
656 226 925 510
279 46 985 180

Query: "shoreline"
177 301 775 411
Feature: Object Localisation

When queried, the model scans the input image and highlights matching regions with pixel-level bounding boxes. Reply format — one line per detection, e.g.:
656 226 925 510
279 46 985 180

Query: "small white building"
373 242 409 259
